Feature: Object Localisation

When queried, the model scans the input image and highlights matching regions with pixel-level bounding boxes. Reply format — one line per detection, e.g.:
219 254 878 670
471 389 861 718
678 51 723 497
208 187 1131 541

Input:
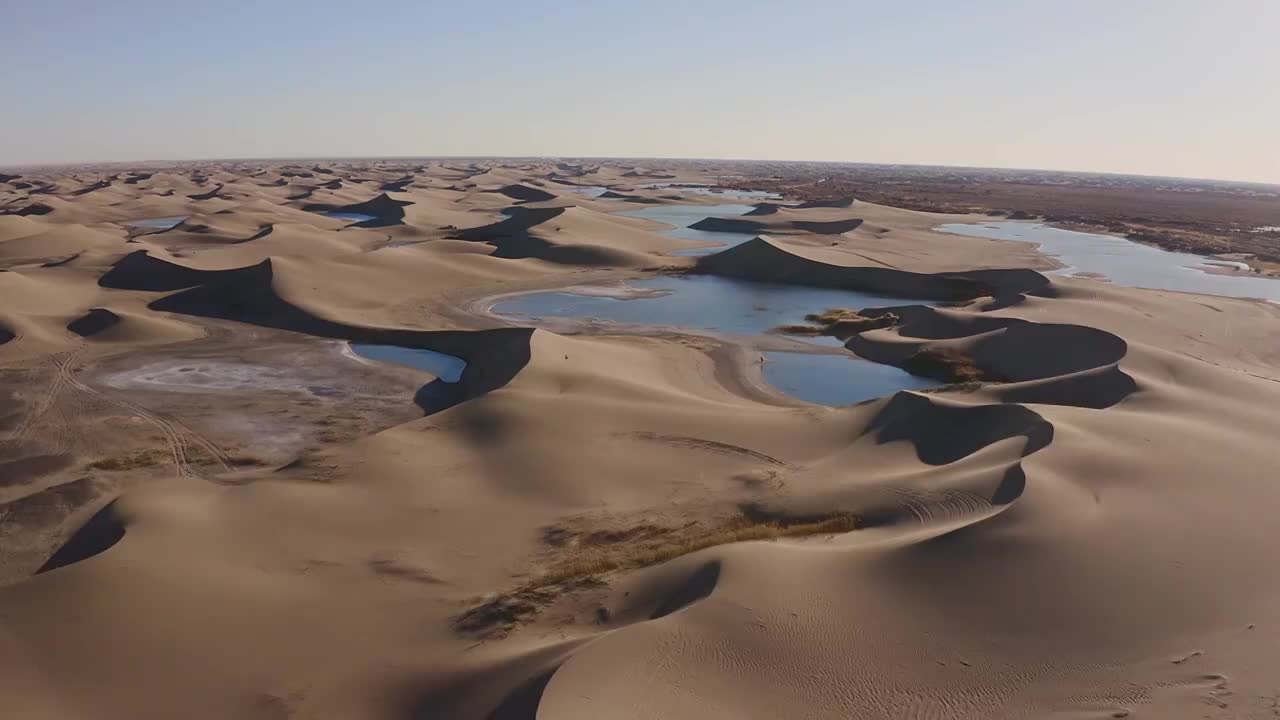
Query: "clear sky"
3 0 1277 183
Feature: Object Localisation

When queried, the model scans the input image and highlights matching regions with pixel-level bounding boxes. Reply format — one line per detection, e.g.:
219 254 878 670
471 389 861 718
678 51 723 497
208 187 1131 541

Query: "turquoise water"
349 344 467 382
938 221 1280 302
617 203 759 257
566 185 608 197
493 275 941 406
128 216 187 230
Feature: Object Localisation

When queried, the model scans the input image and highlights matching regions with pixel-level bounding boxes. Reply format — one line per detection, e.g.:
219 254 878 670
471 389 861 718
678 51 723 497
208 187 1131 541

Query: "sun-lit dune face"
1 158 1279 720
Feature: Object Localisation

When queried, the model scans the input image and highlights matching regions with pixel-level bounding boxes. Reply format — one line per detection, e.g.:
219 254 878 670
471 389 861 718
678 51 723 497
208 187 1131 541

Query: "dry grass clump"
772 309 899 338
526 512 860 591
87 448 171 471
455 576 604 639
225 453 270 468
772 324 826 336
88 446 269 472
455 512 861 638
901 347 1002 383
804 308 871 324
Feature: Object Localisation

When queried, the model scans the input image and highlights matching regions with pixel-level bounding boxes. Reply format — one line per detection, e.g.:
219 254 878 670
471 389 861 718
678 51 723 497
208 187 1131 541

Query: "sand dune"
302 192 413 227
2 160 1280 720
698 235 1048 299
690 215 865 235
451 204 697 264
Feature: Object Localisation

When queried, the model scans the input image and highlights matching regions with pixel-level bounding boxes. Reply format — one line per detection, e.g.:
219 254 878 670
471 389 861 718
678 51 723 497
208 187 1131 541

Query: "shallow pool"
565 185 608 197
128 216 187 230
937 221 1280 302
349 344 467 382
324 211 379 223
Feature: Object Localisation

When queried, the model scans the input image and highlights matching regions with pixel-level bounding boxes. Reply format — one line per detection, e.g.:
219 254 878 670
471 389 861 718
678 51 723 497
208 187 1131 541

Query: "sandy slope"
2 160 1279 720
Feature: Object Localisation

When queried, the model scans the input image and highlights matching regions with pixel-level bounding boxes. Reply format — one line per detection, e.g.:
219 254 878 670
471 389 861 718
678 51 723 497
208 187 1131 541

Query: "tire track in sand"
54 355 234 478
1 350 83 452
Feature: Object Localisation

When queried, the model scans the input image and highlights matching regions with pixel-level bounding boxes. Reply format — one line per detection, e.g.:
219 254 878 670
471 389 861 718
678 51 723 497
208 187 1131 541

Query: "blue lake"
617 203 759 257
349 344 467 382
565 185 608 197
938 221 1280 302
493 275 941 406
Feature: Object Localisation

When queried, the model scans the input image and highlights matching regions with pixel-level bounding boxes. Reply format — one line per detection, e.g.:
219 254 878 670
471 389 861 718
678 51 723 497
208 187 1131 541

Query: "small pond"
323 211 379 223
127 216 187 231
565 185 608 197
349 344 467 382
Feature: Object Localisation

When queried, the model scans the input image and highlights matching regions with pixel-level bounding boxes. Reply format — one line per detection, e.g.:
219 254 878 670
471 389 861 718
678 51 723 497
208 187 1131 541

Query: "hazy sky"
3 0 1277 183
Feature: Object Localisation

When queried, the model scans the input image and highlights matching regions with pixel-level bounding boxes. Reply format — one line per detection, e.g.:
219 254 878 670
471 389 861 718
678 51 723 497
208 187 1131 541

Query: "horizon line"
3 153 1277 189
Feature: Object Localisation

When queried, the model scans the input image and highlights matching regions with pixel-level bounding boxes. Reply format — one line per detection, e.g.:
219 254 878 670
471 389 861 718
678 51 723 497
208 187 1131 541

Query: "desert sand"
2 160 1280 719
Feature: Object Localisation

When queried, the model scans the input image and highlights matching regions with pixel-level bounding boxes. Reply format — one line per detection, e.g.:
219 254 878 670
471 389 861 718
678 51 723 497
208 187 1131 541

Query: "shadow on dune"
402 638 590 720
36 498 125 574
188 184 223 200
697 236 1051 301
797 197 856 208
866 392 1053 468
744 202 785 215
3 202 54 216
380 176 414 192
99 250 254 292
452 207 566 241
740 393 1049 531
449 206 645 266
489 235 640 266
491 184 557 203
70 179 112 196
689 217 865 235
794 219 864 234
851 306 1138 409
41 251 84 268
66 308 121 337
650 560 722 619
302 192 413 227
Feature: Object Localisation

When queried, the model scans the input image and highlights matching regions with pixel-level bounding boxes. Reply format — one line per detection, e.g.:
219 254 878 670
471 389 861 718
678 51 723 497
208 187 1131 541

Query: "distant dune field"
2 159 1280 720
